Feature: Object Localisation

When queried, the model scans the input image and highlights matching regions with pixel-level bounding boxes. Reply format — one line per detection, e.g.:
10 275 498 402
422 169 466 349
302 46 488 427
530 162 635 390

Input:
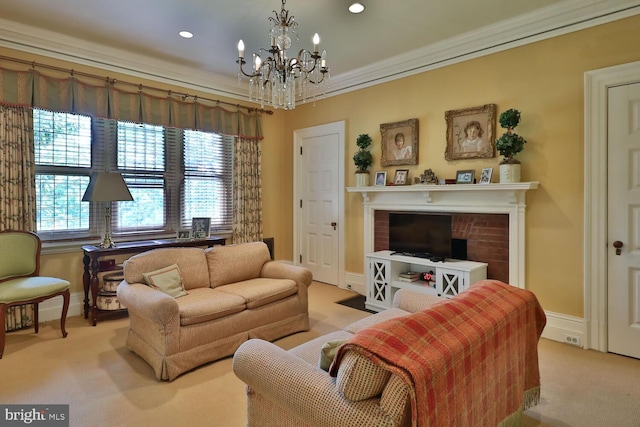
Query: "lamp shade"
82 172 134 202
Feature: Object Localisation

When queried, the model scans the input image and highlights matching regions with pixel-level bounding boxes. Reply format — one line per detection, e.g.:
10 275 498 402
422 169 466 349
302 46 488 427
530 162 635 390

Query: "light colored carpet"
2 282 640 426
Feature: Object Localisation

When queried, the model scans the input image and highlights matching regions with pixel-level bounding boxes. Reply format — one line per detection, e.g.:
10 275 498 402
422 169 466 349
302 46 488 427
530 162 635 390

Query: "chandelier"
236 0 330 110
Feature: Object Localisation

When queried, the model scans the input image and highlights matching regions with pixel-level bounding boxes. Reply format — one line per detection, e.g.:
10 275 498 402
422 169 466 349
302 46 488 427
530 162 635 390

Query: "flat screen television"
389 212 452 259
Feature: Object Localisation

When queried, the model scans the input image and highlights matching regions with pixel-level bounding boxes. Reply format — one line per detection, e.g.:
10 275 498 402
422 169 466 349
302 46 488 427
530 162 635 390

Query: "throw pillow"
319 340 347 371
142 264 188 298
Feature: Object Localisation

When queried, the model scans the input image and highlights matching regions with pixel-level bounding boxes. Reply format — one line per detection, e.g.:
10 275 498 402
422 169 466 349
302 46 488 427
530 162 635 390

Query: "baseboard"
341 272 586 347
37 291 85 323
33 277 588 350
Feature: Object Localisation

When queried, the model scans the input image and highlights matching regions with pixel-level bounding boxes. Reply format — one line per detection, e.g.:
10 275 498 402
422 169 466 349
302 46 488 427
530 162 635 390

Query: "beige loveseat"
117 241 312 381
233 280 546 427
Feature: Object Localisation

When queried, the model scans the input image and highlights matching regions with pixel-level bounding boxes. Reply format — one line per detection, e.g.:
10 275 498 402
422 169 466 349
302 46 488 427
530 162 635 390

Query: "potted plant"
495 108 527 183
353 133 373 186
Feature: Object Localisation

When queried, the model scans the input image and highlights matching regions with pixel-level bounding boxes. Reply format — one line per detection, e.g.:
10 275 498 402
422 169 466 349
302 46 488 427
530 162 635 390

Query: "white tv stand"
365 251 488 312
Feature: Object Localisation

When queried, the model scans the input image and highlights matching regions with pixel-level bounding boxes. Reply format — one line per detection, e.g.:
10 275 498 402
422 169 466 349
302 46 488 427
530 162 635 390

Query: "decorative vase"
499 164 521 183
355 172 370 187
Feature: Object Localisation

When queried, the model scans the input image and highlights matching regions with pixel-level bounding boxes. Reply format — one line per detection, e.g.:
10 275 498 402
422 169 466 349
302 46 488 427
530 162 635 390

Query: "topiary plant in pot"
495 108 527 183
353 133 373 186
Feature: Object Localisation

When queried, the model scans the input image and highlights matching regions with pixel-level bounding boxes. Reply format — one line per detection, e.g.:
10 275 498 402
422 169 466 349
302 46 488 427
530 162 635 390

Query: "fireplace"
374 210 509 283
347 182 538 288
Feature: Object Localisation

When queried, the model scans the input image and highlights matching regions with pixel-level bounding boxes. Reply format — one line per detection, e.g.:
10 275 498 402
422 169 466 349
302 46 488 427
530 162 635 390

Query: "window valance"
0 67 263 140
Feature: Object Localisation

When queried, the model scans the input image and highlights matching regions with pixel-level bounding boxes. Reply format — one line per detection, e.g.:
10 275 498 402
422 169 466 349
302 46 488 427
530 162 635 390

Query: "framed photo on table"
177 230 192 240
456 169 475 184
394 169 409 185
191 217 211 239
479 167 493 184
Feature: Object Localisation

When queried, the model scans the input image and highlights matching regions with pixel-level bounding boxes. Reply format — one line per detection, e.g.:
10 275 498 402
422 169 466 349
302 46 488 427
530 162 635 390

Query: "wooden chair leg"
60 290 70 338
34 303 39 334
0 305 6 359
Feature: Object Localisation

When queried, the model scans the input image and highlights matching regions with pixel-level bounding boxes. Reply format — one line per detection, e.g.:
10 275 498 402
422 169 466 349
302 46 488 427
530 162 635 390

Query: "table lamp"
82 172 134 248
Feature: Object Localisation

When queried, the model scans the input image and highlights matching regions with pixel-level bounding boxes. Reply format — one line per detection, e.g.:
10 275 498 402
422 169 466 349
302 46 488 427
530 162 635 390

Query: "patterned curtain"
232 137 263 243
0 104 36 331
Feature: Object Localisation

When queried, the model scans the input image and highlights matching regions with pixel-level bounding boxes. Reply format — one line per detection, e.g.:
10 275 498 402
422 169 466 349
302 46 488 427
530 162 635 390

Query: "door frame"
292 121 346 287
585 60 640 352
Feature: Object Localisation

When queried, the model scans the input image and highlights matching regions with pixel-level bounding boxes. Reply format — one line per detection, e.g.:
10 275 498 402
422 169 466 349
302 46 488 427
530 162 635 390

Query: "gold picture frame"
380 118 419 166
394 169 409 185
445 104 496 160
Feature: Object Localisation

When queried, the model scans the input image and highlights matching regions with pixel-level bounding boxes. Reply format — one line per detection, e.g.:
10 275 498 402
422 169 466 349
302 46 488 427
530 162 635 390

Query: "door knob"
613 241 623 255
331 222 337 230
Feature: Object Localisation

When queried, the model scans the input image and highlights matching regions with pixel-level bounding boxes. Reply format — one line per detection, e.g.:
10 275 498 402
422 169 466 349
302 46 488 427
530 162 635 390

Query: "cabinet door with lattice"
367 258 391 309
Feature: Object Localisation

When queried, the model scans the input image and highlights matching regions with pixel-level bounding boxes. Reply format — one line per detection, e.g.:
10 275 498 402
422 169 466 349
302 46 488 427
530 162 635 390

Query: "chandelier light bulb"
313 33 320 51
237 40 245 58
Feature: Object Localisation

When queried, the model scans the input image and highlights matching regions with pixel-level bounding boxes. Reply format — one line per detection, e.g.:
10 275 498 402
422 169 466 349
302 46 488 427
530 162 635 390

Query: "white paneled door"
608 82 640 359
294 122 344 286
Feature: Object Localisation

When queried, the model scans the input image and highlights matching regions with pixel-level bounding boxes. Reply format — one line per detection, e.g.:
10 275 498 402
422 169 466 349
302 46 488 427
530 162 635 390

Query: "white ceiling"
0 0 638 103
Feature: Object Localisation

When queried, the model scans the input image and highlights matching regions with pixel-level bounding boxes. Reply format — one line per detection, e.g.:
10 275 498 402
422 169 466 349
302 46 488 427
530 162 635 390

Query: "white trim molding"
584 60 640 352
347 182 538 289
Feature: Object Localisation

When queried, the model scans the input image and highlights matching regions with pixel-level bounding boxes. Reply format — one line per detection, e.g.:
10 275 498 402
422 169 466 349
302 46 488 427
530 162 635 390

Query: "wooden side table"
81 237 226 326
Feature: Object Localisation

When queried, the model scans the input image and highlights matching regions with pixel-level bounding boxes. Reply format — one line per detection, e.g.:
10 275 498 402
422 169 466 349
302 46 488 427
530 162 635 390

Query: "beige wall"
280 15 640 318
3 15 640 320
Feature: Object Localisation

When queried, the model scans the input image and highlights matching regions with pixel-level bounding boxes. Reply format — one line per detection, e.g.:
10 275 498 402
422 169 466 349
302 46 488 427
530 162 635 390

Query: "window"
33 108 234 241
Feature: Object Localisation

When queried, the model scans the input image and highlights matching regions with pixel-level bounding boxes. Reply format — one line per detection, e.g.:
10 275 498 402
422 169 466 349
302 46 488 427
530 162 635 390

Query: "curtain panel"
232 137 263 243
0 104 36 331
0 67 263 140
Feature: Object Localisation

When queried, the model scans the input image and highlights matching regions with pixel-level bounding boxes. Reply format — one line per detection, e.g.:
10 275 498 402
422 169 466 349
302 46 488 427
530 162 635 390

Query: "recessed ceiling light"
179 31 193 39
349 2 365 14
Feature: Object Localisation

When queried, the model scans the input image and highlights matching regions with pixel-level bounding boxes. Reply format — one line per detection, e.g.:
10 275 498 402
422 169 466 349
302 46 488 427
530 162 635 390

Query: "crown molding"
327 0 640 96
0 0 638 104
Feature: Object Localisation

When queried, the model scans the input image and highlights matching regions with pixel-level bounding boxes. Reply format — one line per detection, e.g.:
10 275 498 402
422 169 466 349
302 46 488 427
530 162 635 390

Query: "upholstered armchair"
0 230 71 359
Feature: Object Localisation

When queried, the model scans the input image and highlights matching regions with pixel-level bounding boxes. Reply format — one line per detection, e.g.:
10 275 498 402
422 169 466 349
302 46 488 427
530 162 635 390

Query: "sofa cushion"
124 247 210 290
336 350 391 401
288 330 354 365
216 278 297 309
143 264 188 298
319 340 347 371
176 288 246 326
205 242 271 288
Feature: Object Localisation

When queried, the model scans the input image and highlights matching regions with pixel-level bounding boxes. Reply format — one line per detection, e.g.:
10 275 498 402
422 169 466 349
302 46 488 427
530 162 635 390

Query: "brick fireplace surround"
374 211 510 283
347 182 538 289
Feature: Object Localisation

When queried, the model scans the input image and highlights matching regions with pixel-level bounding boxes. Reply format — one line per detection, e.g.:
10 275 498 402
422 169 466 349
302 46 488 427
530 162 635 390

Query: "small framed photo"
380 118 419 166
375 171 387 186
456 169 475 184
394 169 409 185
479 167 493 184
191 217 211 239
177 229 191 240
445 104 496 160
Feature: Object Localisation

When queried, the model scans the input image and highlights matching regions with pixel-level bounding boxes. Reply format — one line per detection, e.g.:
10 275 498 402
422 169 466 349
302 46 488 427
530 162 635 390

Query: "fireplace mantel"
346 182 539 288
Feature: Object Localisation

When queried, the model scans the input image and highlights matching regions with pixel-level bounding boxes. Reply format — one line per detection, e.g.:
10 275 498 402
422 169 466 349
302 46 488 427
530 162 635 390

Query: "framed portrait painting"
445 104 496 160
380 118 419 166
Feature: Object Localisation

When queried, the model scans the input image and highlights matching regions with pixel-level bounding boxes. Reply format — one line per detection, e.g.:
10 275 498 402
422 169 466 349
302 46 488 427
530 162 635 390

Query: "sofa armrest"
116 281 180 326
392 288 445 313
260 262 312 287
233 339 400 427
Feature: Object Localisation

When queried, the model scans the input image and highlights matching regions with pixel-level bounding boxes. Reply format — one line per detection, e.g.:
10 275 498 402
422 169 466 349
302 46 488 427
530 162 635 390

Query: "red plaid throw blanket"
329 280 546 427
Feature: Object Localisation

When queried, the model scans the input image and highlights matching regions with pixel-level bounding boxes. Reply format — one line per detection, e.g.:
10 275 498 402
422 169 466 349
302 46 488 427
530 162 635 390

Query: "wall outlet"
346 284 352 290
563 334 582 347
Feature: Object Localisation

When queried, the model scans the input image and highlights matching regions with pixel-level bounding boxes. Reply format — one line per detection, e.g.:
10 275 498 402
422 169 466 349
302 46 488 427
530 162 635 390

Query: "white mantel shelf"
346 182 539 204
347 181 539 289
